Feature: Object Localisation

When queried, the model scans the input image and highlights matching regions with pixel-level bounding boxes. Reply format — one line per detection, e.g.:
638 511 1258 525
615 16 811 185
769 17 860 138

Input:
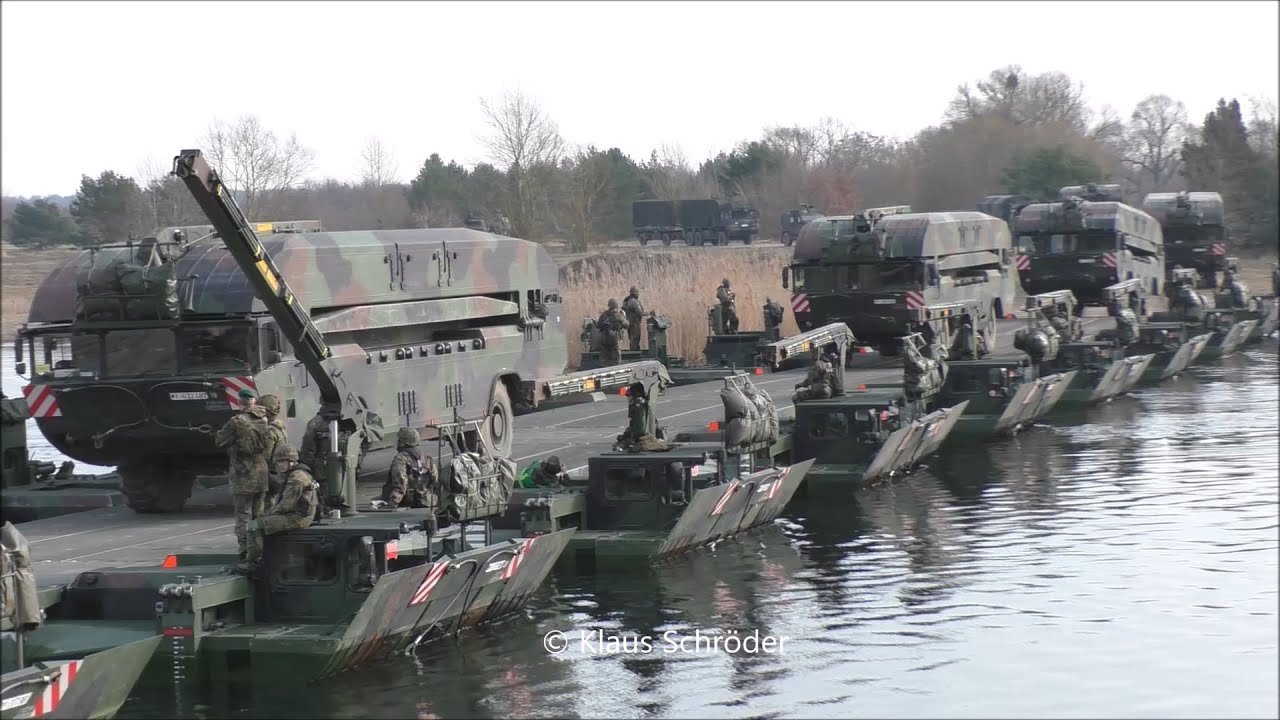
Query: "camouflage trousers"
792 384 833 403
232 492 266 560
600 343 622 367
721 306 739 334
626 322 643 351
246 513 312 564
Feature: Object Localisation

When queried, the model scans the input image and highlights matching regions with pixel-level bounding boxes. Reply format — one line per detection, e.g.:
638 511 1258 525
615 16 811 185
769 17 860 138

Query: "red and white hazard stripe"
905 291 926 310
22 384 61 418
1102 252 1117 268
408 561 449 607
790 293 810 313
32 660 81 716
766 468 789 500
221 376 257 408
1211 243 1226 256
1015 254 1031 271
501 537 535 581
710 481 740 516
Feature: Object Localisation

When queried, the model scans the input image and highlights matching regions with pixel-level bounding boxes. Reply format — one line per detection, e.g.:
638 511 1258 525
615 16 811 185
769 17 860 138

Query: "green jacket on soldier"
382 427 437 508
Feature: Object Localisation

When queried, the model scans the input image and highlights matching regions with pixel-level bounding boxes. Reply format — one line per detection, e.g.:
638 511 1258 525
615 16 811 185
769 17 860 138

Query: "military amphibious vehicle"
1019 291 1156 409
1141 191 1229 288
14 153 659 514
494 373 814 567
783 207 1017 356
1152 266 1272 360
1012 184 1166 305
1092 279 1213 383
2 521 162 720
779 205 824 247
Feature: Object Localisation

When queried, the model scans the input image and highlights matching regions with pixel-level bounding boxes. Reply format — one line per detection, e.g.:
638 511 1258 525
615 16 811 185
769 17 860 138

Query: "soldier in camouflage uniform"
259 394 289 494
1218 268 1248 309
792 348 835 403
597 299 630 367
243 445 319 571
1105 297 1139 346
381 427 438 509
518 455 565 488
763 297 784 335
299 413 330 485
622 287 646 351
716 279 739 334
214 388 272 568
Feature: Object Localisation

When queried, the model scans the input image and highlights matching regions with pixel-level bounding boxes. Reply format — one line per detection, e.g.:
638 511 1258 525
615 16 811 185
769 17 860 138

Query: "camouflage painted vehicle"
13 151 627 514
977 194 1032 227
0 393 124 524
783 208 1017 356
496 374 814 567
632 200 680 247
722 204 759 244
1012 185 1166 305
1092 279 1212 383
1021 290 1156 409
1152 268 1272 360
1141 191 1228 288
2 521 162 720
779 205 824 247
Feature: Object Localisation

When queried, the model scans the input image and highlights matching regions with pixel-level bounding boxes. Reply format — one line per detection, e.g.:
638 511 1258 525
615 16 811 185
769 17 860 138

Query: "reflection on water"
2 348 113 473
31 344 1279 719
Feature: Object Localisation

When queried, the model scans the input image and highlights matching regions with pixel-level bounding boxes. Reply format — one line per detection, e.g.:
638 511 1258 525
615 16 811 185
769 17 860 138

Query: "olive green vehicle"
1092 279 1213 384
3 521 162 720
1012 184 1166 305
0 393 126 524
1152 267 1275 360
1141 191 1229 288
783 207 1018 356
1019 290 1156 410
13 152 655 515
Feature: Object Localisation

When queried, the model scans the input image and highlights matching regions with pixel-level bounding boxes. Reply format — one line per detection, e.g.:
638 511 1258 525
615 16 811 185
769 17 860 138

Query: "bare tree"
948 66 1090 132
201 115 316 218
478 90 564 237
1121 94 1188 192
1245 95 1278 159
359 136 400 187
560 146 614 252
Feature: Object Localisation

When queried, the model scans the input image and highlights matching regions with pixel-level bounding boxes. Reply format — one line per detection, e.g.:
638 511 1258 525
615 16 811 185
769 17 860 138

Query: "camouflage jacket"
269 466 319 521
717 286 735 307
622 295 645 321
215 406 270 494
597 308 630 345
299 415 329 475
764 302 784 328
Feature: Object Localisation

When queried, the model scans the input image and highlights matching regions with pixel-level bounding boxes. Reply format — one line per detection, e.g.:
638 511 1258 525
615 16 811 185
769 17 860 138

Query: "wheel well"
494 373 523 410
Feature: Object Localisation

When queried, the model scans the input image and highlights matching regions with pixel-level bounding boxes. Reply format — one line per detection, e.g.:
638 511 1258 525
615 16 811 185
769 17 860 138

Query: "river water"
6 346 1278 718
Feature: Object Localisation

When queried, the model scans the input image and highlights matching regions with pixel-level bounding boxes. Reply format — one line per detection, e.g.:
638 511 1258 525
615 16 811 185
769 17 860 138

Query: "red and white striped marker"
408 562 449 607
22 385 62 418
710 481 740 516
1102 252 1117 268
905 291 926 310
1211 243 1226 256
766 468 789 500
501 537 535 581
1015 255 1031 271
790 293 810 313
221 376 257 408
32 660 80 716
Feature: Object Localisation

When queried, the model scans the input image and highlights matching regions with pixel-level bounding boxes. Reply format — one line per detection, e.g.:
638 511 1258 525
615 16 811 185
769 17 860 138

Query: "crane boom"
171 149 343 420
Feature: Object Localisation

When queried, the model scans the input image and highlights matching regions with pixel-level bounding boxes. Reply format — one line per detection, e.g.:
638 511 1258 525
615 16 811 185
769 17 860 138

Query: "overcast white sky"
2 0 1277 197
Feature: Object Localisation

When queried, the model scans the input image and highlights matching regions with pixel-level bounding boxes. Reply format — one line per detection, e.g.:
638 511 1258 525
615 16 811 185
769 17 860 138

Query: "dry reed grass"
558 248 800 367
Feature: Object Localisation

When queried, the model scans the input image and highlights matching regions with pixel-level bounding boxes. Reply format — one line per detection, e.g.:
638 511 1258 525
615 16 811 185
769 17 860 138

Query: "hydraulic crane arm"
171 149 343 420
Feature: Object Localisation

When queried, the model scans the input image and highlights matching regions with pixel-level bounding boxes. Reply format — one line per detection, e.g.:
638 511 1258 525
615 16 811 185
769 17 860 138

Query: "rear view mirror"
15 362 26 376
781 268 790 289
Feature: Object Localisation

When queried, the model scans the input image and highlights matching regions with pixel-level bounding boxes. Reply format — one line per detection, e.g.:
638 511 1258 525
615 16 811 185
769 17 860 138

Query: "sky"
2 0 1277 197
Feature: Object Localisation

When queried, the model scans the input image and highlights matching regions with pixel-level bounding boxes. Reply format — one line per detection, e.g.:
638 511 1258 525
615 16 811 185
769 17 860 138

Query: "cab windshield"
1017 231 1116 255
790 262 923 292
1163 226 1225 246
27 324 255 379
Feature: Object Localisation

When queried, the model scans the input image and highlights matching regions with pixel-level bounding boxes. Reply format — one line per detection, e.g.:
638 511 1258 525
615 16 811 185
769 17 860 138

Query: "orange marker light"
856 384 866 390
754 367 764 375
879 411 889 420
385 541 399 561
708 421 720 431
162 554 178 569
619 388 628 395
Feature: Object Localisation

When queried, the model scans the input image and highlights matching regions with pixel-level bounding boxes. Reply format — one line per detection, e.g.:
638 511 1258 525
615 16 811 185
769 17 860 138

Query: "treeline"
4 65 1277 252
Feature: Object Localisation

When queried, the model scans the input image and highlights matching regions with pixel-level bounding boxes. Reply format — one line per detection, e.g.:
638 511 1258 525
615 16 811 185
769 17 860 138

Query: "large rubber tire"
782 232 794 247
717 231 728 246
877 341 900 357
487 383 514 458
743 234 753 245
639 235 649 246
662 234 672 247
120 458 192 514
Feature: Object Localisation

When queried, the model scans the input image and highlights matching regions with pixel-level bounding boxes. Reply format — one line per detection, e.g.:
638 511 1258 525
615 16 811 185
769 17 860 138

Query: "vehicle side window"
808 411 850 439
603 468 653 501
274 538 338 585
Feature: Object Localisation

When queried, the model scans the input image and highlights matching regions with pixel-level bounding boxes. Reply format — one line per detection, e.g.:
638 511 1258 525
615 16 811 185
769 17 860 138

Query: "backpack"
236 413 273 456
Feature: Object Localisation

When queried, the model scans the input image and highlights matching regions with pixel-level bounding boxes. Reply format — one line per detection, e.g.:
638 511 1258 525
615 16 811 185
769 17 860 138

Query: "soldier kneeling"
792 348 835 403
240 445 319 574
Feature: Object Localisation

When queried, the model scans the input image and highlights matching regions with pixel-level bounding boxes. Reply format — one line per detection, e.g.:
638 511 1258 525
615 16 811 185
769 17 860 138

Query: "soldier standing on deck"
299 413 330 484
381 427 438 509
215 388 273 572
717 279 739 334
763 297 784 334
259 394 288 494
597 299 629 367
622 287 646 351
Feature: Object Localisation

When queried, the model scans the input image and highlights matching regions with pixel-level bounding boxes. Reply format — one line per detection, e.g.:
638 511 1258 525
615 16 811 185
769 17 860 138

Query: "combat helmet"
397 427 420 448
722 278 730 287
272 444 299 464
629 286 639 296
259 394 282 416
545 455 563 474
608 298 619 310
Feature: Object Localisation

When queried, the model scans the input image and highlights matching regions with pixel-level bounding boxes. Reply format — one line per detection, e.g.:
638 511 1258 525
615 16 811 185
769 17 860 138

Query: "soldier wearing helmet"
381 427 438 509
239 444 318 573
622 286 646 351
214 387 271 567
258 394 288 493
596 299 630 367
716 279 739 334
519 455 565 488
1217 268 1248 309
762 297 784 336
